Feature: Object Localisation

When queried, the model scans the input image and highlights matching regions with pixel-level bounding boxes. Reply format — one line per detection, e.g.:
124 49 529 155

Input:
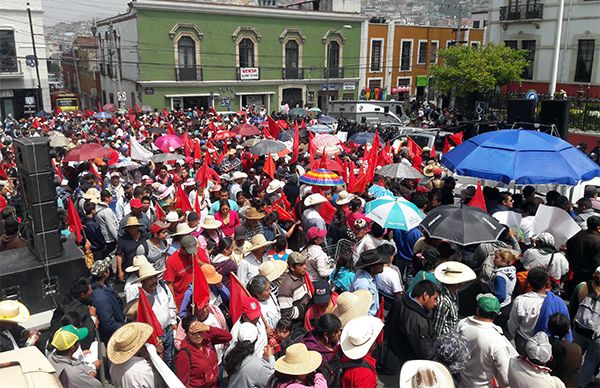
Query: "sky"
42 0 131 25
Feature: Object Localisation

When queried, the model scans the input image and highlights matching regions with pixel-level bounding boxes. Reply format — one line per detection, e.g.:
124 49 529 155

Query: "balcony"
0 56 23 78
175 65 203 81
324 67 344 79
282 67 304 80
499 4 543 21
237 67 260 81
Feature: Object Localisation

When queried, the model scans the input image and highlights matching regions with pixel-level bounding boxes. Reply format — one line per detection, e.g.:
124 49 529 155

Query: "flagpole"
191 253 196 316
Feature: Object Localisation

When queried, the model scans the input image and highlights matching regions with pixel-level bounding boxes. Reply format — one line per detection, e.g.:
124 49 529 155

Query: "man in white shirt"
301 194 327 232
237 234 273 286
507 267 548 355
456 294 518 387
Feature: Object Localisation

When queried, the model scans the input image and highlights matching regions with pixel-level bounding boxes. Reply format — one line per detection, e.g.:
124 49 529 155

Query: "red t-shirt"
164 250 193 309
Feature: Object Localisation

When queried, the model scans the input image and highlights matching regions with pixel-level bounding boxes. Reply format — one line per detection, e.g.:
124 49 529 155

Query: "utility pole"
549 0 565 98
27 2 44 111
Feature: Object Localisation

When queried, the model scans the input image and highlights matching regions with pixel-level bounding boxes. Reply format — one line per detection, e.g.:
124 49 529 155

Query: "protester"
339 315 384 388
90 258 125 344
238 234 274 286
301 313 341 363
301 227 333 282
351 249 386 316
0 300 39 352
546 313 582 387
225 322 275 388
270 343 326 388
507 331 566 387
278 252 311 324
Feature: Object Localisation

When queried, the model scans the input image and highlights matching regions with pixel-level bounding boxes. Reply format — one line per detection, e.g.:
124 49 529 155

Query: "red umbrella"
154 134 183 152
102 103 117 113
214 130 237 141
232 123 260 136
309 158 344 172
63 143 109 162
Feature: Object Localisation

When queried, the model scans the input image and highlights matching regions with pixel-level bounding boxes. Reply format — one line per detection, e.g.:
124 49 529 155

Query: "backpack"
573 281 600 339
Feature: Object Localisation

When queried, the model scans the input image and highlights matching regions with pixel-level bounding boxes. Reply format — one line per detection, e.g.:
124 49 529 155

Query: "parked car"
0 346 62 387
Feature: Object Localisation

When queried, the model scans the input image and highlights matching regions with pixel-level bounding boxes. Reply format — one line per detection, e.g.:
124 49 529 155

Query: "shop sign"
343 82 356 91
0 90 14 98
320 83 339 91
239 67 259 80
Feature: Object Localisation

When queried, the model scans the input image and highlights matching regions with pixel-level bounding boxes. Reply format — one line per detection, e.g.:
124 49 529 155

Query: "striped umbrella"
299 169 345 186
312 134 341 150
366 196 423 230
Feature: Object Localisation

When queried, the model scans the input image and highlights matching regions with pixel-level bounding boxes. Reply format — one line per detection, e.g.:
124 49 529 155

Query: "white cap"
526 332 552 364
237 322 258 342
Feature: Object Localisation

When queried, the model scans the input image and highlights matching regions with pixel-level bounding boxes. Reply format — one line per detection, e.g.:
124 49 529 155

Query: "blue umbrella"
36 110 50 118
94 111 113 119
349 132 375 145
318 115 337 124
308 124 334 134
366 196 423 230
368 184 394 198
441 129 600 185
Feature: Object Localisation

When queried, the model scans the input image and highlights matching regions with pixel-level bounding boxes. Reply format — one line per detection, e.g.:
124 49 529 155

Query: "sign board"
525 89 538 103
239 67 259 80
23 95 37 115
0 90 14 98
117 91 127 102
320 83 339 91
343 82 356 91
475 101 487 115
220 98 230 107
416 76 429 87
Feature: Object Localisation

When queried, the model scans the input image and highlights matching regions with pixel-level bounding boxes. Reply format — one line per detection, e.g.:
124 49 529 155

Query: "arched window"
285 40 299 69
178 36 196 67
239 38 255 68
327 41 340 78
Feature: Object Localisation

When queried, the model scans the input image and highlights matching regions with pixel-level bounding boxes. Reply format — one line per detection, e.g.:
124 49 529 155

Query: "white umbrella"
365 196 423 230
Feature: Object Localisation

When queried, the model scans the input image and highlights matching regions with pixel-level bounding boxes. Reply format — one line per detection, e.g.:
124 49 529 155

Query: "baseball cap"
237 322 259 342
110 172 121 178
287 252 306 266
526 332 553 364
476 293 501 314
313 279 332 305
241 297 262 320
234 226 247 240
130 198 143 209
149 221 169 235
180 235 198 255
51 324 89 351
307 227 327 240
90 257 112 277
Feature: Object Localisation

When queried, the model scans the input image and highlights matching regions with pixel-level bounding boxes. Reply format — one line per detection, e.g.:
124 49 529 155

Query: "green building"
95 0 365 112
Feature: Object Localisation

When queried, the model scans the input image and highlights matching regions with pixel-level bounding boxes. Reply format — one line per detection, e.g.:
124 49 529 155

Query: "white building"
485 0 600 96
0 0 51 118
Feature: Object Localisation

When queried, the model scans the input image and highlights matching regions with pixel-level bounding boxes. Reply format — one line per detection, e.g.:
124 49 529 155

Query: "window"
575 39 595 82
473 20 481 28
521 40 536 79
370 39 383 72
471 41 481 48
239 38 255 68
430 41 439 64
447 40 457 48
285 40 299 69
504 40 518 50
177 36 197 80
400 40 412 71
327 41 340 78
368 78 382 88
417 40 428 64
0 30 17 72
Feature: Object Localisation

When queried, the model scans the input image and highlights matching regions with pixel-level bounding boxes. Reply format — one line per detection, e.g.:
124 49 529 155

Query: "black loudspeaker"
507 99 536 124
13 137 52 173
27 201 60 233
19 171 57 203
539 100 570 140
25 226 64 259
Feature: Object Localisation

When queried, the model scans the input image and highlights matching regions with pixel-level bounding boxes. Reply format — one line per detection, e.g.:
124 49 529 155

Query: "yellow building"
363 22 485 99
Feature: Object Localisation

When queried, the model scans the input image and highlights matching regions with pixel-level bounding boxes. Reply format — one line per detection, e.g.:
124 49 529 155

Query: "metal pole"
27 2 44 111
456 7 461 44
549 0 565 98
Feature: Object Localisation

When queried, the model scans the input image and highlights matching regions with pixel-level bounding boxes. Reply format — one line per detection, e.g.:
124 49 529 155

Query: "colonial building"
0 0 51 118
61 36 101 110
485 0 600 97
94 0 364 111
364 20 485 99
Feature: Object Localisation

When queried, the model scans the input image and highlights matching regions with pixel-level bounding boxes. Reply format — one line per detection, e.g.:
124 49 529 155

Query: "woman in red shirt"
174 316 232 388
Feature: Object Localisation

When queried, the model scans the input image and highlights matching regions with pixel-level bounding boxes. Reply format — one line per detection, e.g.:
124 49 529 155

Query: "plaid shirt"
432 284 459 337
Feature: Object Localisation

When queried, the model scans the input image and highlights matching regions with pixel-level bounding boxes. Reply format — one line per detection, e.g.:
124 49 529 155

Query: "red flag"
376 296 385 344
308 131 316 163
406 136 423 158
89 163 102 182
442 137 452 154
154 201 166 221
318 198 336 224
304 272 315 297
162 108 169 117
262 127 273 140
137 287 164 346
319 148 329 169
66 197 84 243
429 143 436 159
192 259 210 310
290 122 300 163
229 273 251 323
449 131 464 145
348 161 357 192
52 159 64 181
166 122 175 135
194 192 201 215
468 181 487 212
173 184 192 212
264 154 275 179
193 140 202 160
352 167 368 194
271 203 295 222
266 115 281 139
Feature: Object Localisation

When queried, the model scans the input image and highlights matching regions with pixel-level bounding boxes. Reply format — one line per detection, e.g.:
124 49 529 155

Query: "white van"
329 100 410 125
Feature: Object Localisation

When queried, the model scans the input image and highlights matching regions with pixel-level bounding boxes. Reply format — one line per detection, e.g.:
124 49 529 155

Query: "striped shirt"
278 272 310 322
432 284 459 338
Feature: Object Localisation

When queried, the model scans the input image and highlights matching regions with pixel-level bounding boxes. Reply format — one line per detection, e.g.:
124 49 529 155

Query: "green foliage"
429 43 528 97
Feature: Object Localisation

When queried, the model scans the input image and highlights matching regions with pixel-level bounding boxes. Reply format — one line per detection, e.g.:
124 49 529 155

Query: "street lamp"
325 24 351 113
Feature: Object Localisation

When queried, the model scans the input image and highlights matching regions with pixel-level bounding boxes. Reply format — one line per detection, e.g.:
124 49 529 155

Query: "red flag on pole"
66 197 84 243
442 137 452 154
468 181 487 212
266 115 282 139
173 184 192 212
229 273 251 323
304 272 315 297
193 140 202 160
192 259 210 310
406 136 423 158
290 122 300 163
137 287 164 346
429 143 436 159
449 131 464 145
264 154 276 179
154 201 166 221
194 192 201 215
318 197 336 224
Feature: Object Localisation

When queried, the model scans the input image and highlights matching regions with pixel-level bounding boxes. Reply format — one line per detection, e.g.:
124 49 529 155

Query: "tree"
429 43 528 98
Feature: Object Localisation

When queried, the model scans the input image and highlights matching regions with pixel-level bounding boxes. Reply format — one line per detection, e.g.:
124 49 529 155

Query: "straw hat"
244 207 265 220
245 234 274 253
201 264 223 284
258 260 288 281
124 216 143 228
266 179 285 194
341 316 384 360
0 300 30 323
171 222 196 236
333 289 372 327
165 211 180 223
107 323 153 365
83 188 101 204
200 215 223 230
399 360 455 388
134 262 164 283
274 343 323 376
125 255 149 273
231 171 248 181
423 163 442 177
336 190 356 206
304 193 327 207
434 261 476 285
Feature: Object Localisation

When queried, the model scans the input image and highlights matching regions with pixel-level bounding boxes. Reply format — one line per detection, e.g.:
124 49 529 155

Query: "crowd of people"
0 106 598 388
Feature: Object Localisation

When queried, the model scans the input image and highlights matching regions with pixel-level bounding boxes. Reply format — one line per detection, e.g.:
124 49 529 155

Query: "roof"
0 347 61 388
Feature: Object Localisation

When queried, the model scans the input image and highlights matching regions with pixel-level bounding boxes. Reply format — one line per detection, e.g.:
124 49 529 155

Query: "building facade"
363 21 485 99
0 0 51 118
61 36 101 110
485 0 600 97
95 0 364 111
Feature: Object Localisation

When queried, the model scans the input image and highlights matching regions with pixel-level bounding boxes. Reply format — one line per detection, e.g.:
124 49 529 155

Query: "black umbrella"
279 128 307 141
250 140 287 156
349 132 375 145
420 204 504 245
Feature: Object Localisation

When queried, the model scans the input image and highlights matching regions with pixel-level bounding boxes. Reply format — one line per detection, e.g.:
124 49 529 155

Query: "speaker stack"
507 99 536 124
13 137 64 260
539 100 570 140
